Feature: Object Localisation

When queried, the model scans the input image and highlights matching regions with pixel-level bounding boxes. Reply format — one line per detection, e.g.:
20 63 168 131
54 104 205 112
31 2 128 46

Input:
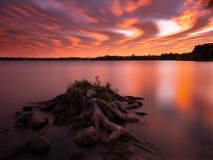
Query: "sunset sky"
0 0 213 58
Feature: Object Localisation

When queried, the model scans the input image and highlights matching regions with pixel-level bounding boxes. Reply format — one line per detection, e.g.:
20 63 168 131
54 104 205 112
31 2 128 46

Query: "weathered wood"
37 90 158 157
125 101 143 109
112 99 129 114
3 84 156 160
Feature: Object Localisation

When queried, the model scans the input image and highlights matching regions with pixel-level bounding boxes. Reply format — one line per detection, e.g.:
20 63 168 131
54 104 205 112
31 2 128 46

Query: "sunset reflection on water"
0 61 213 160
176 62 195 114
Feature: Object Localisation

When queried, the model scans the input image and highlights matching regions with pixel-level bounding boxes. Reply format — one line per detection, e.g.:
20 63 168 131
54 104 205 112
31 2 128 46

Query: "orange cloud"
118 18 138 28
174 0 210 32
66 36 81 46
124 0 151 13
110 0 123 16
111 0 151 16
0 0 212 58
79 30 109 46
190 17 213 36
116 19 144 44
175 10 197 32
52 40 62 47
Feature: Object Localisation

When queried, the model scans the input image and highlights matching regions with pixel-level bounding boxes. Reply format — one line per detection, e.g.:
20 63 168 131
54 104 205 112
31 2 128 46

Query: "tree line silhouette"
1 43 213 61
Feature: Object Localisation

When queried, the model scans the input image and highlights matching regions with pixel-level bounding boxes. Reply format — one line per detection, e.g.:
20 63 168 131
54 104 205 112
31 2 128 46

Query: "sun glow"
157 20 181 36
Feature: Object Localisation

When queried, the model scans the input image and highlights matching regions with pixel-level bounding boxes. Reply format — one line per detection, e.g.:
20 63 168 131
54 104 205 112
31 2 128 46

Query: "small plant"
106 82 111 89
67 79 93 93
72 79 92 88
93 76 101 86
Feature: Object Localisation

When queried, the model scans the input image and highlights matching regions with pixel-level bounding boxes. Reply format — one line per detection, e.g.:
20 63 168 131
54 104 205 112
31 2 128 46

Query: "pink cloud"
0 0 212 57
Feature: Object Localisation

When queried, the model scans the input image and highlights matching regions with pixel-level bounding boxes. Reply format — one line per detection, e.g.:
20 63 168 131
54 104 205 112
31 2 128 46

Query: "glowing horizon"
0 0 212 58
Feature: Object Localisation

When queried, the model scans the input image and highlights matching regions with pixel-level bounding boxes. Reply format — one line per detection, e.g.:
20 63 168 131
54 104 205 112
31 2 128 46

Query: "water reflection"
0 61 213 159
157 62 178 108
175 62 194 113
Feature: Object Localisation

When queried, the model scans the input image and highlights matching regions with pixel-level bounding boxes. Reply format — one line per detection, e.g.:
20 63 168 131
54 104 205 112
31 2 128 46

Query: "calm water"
0 61 213 160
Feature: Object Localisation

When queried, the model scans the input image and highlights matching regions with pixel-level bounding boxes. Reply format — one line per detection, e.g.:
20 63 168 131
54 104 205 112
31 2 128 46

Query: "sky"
0 0 213 58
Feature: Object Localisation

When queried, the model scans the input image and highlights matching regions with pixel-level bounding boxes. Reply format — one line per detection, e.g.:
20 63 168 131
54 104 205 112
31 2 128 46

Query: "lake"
0 61 213 160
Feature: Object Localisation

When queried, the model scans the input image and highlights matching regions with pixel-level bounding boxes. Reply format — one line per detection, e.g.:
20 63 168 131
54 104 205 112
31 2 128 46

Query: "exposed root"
2 81 157 160
112 99 129 114
35 88 159 158
125 101 143 109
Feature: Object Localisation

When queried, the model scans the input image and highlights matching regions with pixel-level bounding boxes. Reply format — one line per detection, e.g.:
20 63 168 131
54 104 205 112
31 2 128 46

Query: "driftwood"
1 81 160 160
36 87 159 157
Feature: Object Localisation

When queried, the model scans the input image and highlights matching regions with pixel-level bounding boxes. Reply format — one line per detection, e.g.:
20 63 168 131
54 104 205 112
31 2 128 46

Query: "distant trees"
91 43 213 61
191 43 213 60
1 43 212 61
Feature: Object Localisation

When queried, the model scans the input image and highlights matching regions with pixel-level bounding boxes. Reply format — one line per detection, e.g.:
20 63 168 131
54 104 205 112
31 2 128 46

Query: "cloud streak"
0 0 212 57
